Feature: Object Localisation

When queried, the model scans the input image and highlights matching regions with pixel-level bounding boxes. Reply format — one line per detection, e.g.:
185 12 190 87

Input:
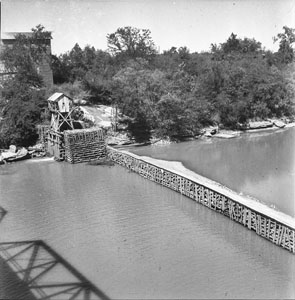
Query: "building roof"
48 92 72 102
1 32 52 40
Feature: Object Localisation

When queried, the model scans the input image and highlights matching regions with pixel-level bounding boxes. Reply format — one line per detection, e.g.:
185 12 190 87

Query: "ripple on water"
0 161 294 299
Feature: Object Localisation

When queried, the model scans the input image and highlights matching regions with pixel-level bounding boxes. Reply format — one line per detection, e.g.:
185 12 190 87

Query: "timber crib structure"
64 128 107 163
108 148 295 253
44 92 107 163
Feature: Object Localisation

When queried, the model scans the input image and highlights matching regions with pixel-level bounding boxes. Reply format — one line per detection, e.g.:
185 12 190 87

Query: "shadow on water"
0 239 110 300
0 206 7 223
0 174 110 299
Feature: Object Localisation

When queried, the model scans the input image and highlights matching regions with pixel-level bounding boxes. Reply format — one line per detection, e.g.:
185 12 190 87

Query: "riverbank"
111 120 295 148
202 120 295 139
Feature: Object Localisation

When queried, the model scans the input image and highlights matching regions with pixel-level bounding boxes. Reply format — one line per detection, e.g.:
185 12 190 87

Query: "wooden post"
272 221 277 242
243 208 247 226
267 219 270 239
293 231 295 253
247 210 252 229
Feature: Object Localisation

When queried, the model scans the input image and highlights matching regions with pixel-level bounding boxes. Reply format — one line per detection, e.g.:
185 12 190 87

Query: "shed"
48 92 73 113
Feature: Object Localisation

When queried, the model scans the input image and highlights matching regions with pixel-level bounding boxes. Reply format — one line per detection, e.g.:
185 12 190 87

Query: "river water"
0 127 294 299
130 127 295 218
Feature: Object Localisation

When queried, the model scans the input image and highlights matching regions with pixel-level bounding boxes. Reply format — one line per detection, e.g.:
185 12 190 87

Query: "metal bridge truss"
0 240 110 300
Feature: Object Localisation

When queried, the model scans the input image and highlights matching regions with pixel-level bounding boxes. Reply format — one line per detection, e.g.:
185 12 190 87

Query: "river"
130 127 295 218
0 127 294 299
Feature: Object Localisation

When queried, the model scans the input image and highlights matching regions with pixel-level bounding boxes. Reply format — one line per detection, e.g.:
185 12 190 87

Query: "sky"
1 0 295 55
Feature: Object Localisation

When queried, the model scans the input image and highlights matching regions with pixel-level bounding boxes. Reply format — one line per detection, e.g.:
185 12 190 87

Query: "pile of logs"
64 128 107 163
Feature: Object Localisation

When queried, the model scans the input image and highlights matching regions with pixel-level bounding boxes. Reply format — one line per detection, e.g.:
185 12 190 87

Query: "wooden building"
47 92 75 160
48 92 74 132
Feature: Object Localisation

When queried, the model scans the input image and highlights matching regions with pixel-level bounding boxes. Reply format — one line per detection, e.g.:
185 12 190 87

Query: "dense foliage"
1 25 294 146
51 26 294 141
0 25 50 147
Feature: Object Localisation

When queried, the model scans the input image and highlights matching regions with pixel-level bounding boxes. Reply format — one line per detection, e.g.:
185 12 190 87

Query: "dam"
108 147 295 253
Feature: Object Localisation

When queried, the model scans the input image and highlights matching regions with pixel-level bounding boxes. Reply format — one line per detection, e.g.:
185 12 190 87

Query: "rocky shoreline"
1 118 294 162
109 119 295 147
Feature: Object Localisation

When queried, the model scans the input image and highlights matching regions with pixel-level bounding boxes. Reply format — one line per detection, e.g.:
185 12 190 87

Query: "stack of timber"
64 128 107 164
108 147 295 253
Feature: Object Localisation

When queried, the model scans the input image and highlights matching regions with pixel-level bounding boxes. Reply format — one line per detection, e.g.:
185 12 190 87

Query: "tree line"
0 25 294 146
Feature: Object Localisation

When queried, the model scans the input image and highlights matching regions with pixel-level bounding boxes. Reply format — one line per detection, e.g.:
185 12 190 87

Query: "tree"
82 50 116 104
107 26 157 59
51 54 71 84
67 43 86 81
211 34 262 61
83 72 111 104
155 94 194 139
239 37 261 53
273 26 295 64
0 80 46 147
111 59 168 141
0 24 52 75
222 33 241 53
0 25 50 147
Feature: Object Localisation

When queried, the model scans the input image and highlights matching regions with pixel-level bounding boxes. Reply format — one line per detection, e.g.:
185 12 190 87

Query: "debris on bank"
151 138 173 146
272 120 286 128
0 145 31 164
247 120 273 130
0 143 47 165
201 118 293 139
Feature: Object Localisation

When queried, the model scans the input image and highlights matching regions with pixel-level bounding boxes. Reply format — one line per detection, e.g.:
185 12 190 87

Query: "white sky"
1 0 295 55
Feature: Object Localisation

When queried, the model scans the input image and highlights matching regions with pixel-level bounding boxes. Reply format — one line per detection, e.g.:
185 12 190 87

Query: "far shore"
111 120 295 148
